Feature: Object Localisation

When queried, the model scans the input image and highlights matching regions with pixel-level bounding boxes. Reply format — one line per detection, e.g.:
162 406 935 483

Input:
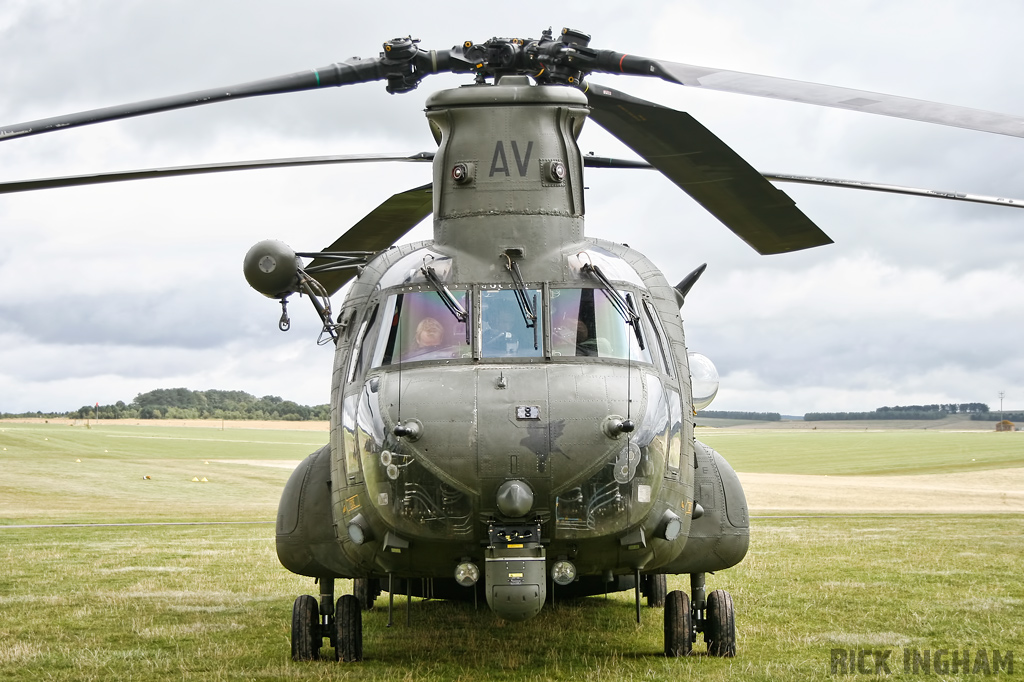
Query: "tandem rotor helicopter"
4 26 1024 663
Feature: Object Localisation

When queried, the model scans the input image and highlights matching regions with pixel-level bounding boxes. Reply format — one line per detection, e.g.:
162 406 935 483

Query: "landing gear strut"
690 573 736 657
662 573 736 658
290 578 363 662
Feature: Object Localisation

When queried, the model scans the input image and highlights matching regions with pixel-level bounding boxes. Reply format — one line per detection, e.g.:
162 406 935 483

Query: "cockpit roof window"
377 249 453 290
567 248 646 288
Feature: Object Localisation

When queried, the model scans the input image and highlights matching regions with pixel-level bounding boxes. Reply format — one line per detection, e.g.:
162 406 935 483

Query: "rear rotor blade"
592 53 1024 138
0 152 651 195
307 184 433 295
586 84 832 255
0 153 434 195
585 159 1024 209
764 173 1024 210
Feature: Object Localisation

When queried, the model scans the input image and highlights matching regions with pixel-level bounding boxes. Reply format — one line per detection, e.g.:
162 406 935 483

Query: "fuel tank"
660 439 749 574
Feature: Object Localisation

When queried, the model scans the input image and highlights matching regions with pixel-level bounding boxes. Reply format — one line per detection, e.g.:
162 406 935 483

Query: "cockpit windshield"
551 288 652 363
373 290 470 365
370 286 653 365
480 289 543 358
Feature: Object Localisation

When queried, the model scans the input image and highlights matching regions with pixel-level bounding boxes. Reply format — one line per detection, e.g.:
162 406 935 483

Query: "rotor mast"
425 77 590 278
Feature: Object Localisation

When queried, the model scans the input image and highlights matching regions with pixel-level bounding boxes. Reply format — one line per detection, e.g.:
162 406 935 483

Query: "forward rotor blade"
0 153 434 195
592 53 1024 138
0 63 381 142
307 183 433 295
586 83 833 255
0 46 464 142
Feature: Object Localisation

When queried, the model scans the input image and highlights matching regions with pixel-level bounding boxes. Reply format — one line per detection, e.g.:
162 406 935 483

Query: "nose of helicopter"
374 362 658 525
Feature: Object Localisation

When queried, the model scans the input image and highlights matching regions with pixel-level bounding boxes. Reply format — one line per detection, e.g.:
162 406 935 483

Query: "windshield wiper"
503 252 539 350
421 264 471 345
420 265 467 323
580 262 645 351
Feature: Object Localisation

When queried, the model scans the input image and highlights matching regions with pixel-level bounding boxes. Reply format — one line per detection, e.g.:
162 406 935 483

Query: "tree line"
805 403 991 421
1 388 329 421
971 412 1024 422
698 410 782 421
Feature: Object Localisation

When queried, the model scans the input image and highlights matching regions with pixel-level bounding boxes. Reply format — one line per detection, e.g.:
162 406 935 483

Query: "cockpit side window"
480 289 543 358
551 288 653 363
347 302 379 383
372 290 470 366
642 299 674 377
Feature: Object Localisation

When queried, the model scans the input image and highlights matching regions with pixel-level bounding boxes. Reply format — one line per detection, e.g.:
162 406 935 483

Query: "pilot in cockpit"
482 303 521 356
401 316 450 361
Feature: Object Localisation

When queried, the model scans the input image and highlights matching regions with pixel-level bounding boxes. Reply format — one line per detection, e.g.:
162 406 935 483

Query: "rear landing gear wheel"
705 589 736 657
291 594 321 661
664 590 692 657
353 577 379 611
645 573 667 607
334 594 363 662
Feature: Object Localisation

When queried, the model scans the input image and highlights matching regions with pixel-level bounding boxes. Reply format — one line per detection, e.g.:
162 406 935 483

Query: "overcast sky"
2 0 1022 415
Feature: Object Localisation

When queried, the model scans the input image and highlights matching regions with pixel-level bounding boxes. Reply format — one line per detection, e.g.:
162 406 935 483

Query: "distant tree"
11 387 329 422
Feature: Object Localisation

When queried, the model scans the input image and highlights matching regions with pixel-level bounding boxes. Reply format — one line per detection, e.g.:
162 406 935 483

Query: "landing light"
347 514 373 545
551 560 577 586
455 561 480 587
658 510 682 541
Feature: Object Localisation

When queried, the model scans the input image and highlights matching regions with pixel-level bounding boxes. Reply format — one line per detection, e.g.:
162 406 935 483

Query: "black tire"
705 589 736 657
664 590 692 657
334 594 363 662
291 594 321 661
646 574 667 608
353 578 378 611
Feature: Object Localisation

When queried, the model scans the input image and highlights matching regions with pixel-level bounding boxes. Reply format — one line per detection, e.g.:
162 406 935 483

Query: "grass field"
1 421 1021 680
0 422 320 524
698 428 1024 476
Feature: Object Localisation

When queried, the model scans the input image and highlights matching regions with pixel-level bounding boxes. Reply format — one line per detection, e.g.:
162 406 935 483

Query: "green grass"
2 518 1020 681
1 422 1022 680
697 430 1024 475
0 422 324 524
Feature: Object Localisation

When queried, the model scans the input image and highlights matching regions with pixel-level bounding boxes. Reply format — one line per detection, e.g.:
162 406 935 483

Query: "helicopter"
3 24 1024 664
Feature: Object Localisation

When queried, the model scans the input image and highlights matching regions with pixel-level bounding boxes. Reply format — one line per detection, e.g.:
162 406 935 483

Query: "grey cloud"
3 0 1023 414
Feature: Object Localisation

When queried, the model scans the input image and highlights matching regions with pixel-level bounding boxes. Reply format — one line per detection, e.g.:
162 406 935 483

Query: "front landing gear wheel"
705 589 736 657
664 590 692 657
334 594 363 662
291 594 321 661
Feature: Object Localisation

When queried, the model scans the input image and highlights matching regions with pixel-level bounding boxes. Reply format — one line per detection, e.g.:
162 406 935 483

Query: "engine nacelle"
243 239 301 298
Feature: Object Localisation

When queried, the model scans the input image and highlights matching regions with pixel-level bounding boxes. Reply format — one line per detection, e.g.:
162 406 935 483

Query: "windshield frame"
367 283 657 367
